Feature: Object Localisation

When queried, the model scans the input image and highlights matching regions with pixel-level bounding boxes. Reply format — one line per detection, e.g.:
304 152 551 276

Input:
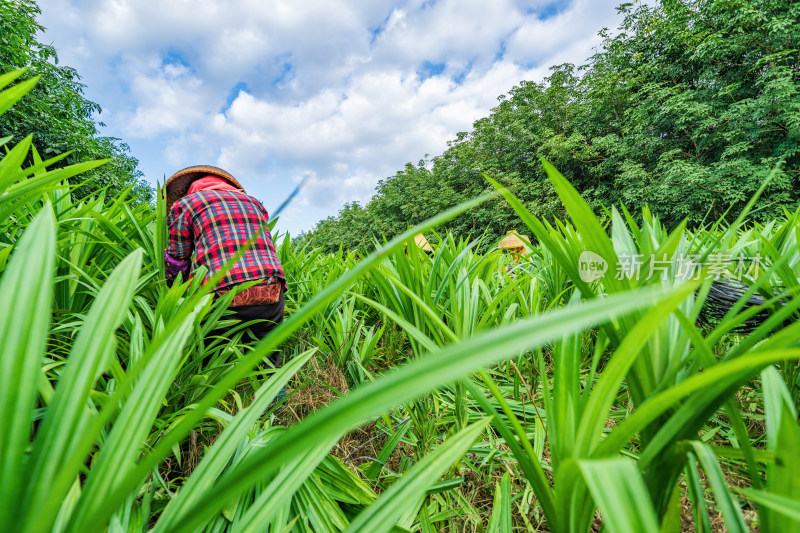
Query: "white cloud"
36 0 626 234
370 0 523 68
119 58 211 137
504 0 619 66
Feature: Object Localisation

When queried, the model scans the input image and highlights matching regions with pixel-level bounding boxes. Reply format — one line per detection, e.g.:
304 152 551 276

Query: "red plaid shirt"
167 190 285 290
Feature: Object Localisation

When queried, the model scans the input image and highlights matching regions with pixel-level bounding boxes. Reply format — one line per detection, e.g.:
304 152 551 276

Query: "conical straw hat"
414 233 433 252
497 230 531 250
164 165 244 213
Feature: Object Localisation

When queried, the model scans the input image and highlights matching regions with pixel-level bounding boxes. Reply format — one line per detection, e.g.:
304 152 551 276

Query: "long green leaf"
689 442 748 533
66 298 207 532
740 490 800 523
579 457 660 533
77 191 500 530
231 436 339 533
486 473 513 533
0 74 38 115
167 283 676 533
575 279 700 455
600 349 800 457
761 366 800 532
344 419 490 533
0 205 56 526
467 373 557 527
19 249 144 532
155 348 317 532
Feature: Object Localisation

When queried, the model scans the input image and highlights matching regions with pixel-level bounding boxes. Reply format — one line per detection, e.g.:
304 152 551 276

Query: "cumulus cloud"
36 0 626 233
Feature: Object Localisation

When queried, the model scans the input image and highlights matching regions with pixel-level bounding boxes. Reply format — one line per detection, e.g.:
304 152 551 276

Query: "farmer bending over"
163 165 286 367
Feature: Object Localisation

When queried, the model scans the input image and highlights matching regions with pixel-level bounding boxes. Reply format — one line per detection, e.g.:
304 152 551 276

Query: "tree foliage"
0 0 151 202
306 0 800 253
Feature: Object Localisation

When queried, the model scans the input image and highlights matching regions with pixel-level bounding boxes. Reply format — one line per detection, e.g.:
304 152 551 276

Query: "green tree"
308 0 800 251
0 0 151 202
306 202 374 253
580 0 800 224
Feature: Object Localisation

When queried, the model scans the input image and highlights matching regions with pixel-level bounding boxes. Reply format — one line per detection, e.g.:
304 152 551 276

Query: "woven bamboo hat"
164 165 244 213
414 233 433 252
497 230 531 251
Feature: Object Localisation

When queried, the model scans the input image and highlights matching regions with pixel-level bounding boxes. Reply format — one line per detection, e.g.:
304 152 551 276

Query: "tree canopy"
0 0 151 202
305 0 800 253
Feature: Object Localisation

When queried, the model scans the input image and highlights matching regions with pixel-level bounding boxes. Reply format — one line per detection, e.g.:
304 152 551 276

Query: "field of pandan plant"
3 66 800 533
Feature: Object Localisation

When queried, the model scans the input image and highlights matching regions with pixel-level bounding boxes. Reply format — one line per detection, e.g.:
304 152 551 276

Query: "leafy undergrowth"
3 69 800 532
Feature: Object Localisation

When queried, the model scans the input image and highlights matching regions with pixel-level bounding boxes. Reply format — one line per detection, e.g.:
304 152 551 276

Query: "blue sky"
36 0 627 236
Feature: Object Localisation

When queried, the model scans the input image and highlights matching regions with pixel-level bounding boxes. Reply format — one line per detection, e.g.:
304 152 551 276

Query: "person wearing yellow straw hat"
164 165 286 370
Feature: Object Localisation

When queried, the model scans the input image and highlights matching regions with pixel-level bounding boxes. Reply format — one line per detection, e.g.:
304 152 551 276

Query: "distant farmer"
163 165 286 367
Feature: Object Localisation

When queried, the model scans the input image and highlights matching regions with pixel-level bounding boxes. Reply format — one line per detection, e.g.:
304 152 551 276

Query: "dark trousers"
210 287 285 368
